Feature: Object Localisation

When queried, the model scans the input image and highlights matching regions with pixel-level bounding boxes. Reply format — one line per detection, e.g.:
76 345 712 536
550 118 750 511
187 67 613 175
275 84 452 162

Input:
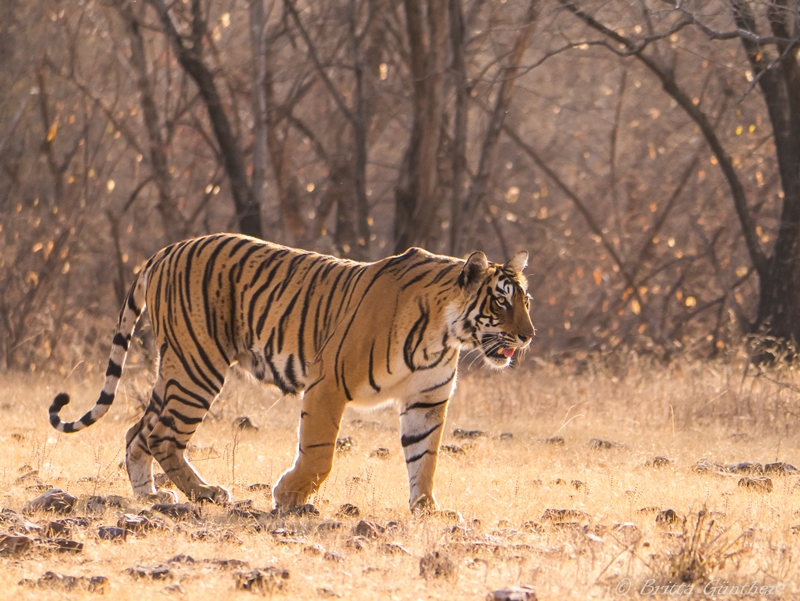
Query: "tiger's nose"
518 334 531 346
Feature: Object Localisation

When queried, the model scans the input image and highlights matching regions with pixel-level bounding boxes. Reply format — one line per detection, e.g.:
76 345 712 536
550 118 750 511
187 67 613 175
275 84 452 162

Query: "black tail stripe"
79 413 95 426
106 361 122 378
97 391 115 405
127 288 141 316
112 332 129 351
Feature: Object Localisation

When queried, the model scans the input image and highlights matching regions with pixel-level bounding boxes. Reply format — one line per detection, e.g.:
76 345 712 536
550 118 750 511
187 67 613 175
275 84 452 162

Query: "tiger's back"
49 233 534 510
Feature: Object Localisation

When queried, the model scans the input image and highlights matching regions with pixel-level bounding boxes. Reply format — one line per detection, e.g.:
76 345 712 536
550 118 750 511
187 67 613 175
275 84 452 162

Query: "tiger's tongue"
502 348 515 358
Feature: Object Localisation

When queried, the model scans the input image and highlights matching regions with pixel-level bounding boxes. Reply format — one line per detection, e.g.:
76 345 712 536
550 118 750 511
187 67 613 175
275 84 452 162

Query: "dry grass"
1 355 798 600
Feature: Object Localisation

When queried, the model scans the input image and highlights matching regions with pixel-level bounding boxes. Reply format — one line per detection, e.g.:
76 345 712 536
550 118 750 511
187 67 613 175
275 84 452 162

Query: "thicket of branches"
1 0 798 374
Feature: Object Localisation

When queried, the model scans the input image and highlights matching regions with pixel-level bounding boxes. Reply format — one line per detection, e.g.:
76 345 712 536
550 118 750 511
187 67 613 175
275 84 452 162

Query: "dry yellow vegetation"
0 356 797 600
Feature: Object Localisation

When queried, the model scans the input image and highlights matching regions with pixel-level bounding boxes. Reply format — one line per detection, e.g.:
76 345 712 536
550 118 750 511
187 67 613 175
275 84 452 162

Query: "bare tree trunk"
448 0 467 256
283 0 371 258
148 0 263 238
732 1 800 352
263 65 308 244
115 0 182 243
562 0 800 358
457 0 537 255
394 0 448 253
249 0 268 228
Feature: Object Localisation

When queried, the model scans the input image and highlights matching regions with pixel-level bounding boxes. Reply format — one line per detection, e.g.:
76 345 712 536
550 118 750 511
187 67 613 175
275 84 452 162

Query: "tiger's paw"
140 490 179 504
410 494 439 514
270 503 319 517
191 485 231 504
272 477 312 511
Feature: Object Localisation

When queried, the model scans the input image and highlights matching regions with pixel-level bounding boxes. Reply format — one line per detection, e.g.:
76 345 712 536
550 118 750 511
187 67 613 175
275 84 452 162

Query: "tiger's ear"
458 251 489 293
506 251 528 275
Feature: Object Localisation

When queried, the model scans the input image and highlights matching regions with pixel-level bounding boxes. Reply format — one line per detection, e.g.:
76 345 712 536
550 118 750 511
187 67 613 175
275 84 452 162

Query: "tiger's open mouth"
480 335 517 365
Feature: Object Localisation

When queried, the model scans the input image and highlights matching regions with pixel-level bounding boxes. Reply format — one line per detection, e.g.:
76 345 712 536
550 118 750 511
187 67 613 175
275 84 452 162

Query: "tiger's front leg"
273 383 346 511
399 391 451 511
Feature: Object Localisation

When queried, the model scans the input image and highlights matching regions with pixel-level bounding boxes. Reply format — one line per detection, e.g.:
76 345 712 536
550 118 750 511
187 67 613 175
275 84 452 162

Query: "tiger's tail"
49 269 148 433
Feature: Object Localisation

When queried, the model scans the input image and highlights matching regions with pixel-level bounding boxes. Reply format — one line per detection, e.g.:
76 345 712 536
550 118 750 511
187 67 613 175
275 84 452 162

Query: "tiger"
49 233 534 511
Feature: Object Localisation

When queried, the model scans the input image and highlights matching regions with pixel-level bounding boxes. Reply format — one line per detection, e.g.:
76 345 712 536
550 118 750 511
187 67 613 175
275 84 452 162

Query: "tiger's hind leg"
125 364 177 503
146 349 231 504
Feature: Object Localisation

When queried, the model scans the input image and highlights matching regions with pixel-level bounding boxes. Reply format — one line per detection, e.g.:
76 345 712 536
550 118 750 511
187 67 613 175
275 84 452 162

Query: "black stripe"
175 275 226 387
97 391 115 405
400 399 448 415
297 259 326 374
284 354 301 391
106 361 122 378
164 378 212 410
112 332 129 351
402 300 429 371
255 262 290 339
168 408 204 425
319 265 350 344
304 378 323 394
227 236 252 259
420 371 456 394
275 253 311 300
227 262 239 350
148 435 187 450
185 234 219 315
401 423 442 448
401 271 429 290
312 261 338 351
417 346 453 371
246 248 289 289
156 414 193 437
341 366 353 401
277 288 303 353
233 240 263 280
305 442 334 449
264 332 295 394
396 256 430 278
368 341 380 393
406 449 434 464
50 393 70 413
423 263 458 288
127 288 141 316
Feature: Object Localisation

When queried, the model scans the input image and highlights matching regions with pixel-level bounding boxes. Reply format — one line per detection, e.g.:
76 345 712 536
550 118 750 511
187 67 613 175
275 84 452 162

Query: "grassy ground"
0 355 797 599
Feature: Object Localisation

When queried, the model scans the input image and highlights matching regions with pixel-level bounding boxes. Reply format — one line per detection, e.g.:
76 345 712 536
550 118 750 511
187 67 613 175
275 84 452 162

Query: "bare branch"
283 0 355 125
558 0 768 277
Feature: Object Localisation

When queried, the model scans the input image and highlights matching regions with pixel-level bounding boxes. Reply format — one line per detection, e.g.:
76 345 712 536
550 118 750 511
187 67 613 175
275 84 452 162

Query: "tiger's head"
453 250 534 368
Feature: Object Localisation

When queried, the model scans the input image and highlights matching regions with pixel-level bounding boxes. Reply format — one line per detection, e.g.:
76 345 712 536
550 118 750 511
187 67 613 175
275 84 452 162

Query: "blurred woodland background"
2 0 800 374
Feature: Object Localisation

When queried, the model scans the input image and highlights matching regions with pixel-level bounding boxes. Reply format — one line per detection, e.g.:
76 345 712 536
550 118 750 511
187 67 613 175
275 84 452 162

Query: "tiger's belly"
346 363 459 410
236 348 309 395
